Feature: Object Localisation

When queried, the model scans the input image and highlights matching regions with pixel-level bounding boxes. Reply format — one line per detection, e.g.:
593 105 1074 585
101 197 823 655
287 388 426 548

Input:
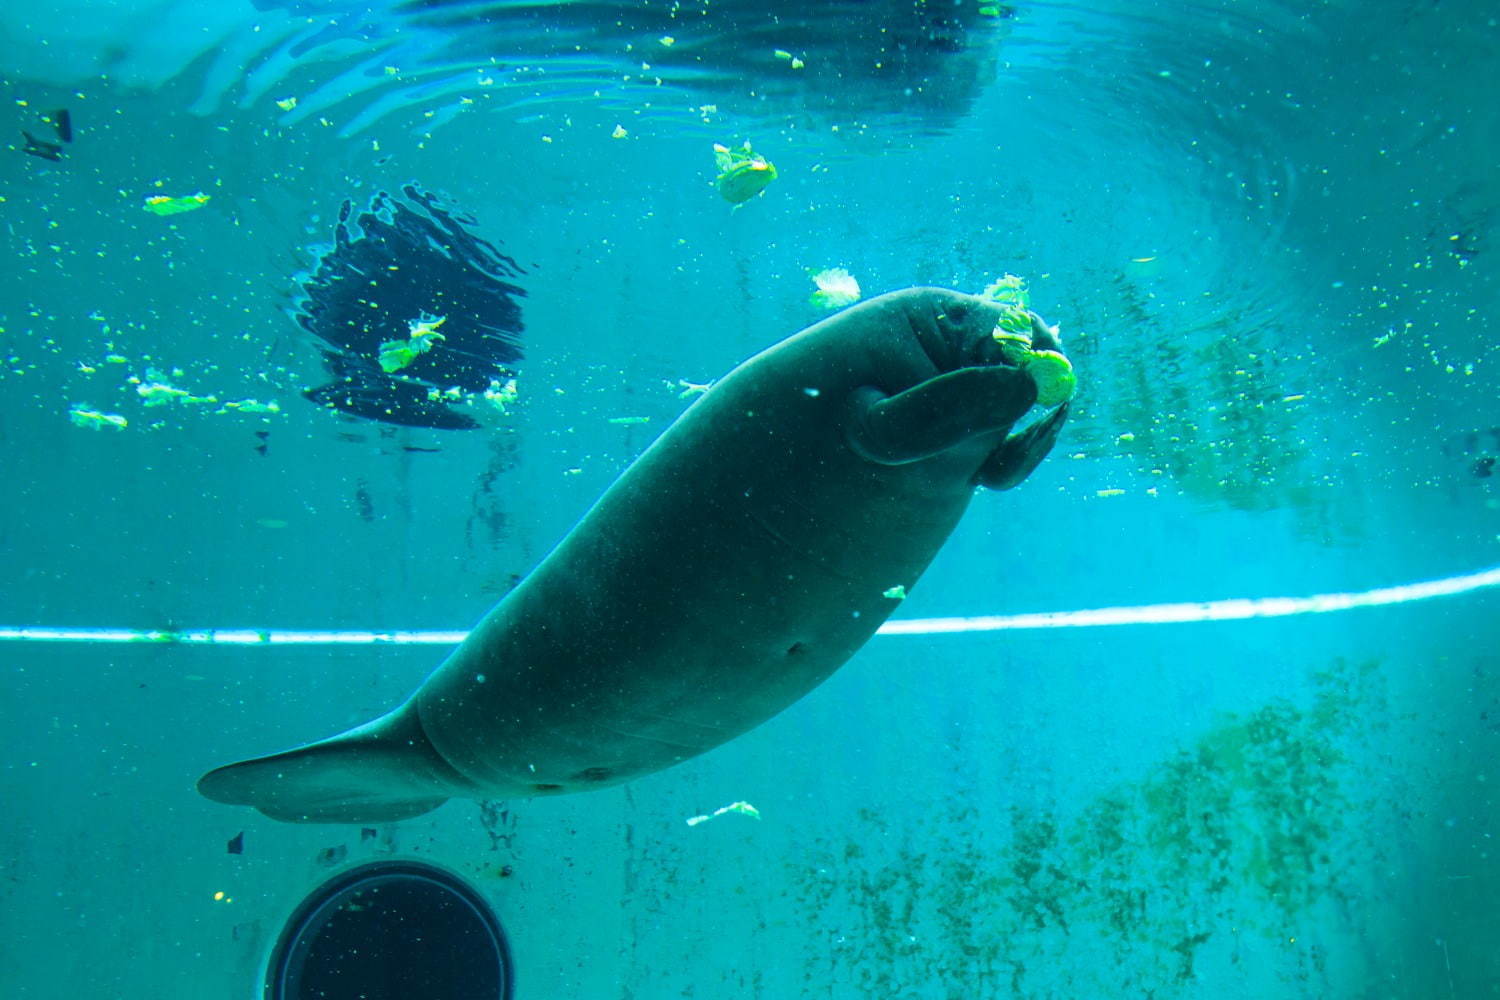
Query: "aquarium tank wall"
1 0 1496 997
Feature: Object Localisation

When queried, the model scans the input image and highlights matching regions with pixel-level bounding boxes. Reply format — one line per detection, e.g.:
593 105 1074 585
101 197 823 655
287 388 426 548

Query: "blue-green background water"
1 1 1496 996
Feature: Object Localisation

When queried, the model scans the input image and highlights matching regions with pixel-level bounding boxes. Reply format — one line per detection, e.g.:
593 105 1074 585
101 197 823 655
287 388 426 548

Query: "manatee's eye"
943 302 971 324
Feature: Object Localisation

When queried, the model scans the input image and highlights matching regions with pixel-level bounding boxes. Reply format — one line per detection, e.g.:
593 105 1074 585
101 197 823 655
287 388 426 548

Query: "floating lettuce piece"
981 273 1032 335
218 399 281 415
992 305 1031 335
1023 350 1077 407
378 315 447 372
983 274 1076 407
809 267 861 310
981 273 1029 306
978 271 1038 334
135 379 218 408
994 336 1077 407
714 142 777 203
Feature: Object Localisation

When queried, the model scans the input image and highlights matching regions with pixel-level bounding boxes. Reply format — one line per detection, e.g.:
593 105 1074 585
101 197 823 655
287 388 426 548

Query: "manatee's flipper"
197 704 461 824
845 365 1038 465
976 402 1070 491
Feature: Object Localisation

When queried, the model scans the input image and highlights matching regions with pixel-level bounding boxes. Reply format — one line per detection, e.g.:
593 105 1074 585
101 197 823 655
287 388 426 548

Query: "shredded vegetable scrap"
686 800 762 826
143 193 211 216
68 406 127 430
810 268 862 310
713 141 777 204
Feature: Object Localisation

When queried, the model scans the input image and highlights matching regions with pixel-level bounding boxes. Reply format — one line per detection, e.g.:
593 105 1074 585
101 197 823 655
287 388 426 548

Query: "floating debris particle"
686 800 761 826
481 377 519 415
315 845 348 867
218 399 281 415
883 585 907 600
143 193 210 216
135 378 217 407
68 406 127 430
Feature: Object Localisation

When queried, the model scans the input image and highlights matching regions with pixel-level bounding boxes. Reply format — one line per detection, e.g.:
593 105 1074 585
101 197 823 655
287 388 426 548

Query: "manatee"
198 287 1071 823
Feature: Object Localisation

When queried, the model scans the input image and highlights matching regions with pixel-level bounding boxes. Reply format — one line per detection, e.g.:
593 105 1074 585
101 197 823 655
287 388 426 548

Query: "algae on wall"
781 658 1395 998
1060 269 1364 545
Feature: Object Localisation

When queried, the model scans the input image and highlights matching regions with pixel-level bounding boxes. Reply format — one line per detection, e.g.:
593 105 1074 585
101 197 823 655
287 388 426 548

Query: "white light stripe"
1 564 1496 646
0 627 472 646
878 563 1500 635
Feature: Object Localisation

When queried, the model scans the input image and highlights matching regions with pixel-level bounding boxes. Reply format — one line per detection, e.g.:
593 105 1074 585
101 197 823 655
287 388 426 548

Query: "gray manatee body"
198 287 1070 823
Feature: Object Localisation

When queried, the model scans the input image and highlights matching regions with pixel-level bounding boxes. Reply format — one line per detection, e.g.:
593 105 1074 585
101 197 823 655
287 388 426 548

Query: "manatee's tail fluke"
197 704 461 824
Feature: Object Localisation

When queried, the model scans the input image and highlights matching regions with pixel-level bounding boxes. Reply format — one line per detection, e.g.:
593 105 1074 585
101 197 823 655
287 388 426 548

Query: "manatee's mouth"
1025 312 1064 354
992 315 1076 408
916 292 1066 376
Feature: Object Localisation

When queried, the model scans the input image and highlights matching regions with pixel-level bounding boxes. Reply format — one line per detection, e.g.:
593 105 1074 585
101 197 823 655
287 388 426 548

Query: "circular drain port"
266 860 513 1000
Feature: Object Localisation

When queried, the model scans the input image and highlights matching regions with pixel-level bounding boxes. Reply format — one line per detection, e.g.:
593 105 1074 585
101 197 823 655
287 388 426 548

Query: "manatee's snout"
925 292 1015 369
957 306 1066 370
1027 311 1064 354
909 289 1067 371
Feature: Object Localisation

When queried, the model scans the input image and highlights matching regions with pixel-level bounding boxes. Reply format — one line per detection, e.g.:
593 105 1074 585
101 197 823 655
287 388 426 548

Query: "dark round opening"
266 860 513 1000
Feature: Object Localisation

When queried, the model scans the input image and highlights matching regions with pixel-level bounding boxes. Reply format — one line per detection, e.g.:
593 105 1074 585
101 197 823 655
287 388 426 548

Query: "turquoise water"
1 1 1496 997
